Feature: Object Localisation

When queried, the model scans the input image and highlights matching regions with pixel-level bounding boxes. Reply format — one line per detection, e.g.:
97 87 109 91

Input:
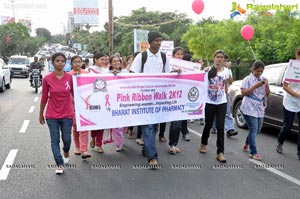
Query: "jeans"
141 124 158 162
243 114 263 155
212 95 235 132
277 107 300 156
46 118 73 166
201 103 227 154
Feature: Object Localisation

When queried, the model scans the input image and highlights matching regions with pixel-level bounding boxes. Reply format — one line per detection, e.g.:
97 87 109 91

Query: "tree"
36 28 52 42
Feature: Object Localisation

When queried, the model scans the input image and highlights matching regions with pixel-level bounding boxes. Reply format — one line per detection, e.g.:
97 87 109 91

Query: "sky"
0 0 299 35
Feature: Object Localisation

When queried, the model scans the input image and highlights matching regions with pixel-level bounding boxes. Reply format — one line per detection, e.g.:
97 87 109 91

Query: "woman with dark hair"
276 48 300 160
39 52 74 174
241 60 270 160
199 50 229 163
69 55 91 159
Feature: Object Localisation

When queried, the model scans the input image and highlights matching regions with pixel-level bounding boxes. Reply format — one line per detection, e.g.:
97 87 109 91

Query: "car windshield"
262 65 286 85
8 58 28 65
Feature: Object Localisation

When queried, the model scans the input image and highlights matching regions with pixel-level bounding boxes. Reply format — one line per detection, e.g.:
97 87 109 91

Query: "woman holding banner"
276 48 300 160
88 52 109 153
70 55 91 159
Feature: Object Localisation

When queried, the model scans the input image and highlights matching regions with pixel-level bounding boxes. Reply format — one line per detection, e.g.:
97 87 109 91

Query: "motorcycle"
31 69 42 93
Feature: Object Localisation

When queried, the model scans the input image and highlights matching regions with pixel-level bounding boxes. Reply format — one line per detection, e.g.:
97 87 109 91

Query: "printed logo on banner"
94 78 107 92
188 87 199 102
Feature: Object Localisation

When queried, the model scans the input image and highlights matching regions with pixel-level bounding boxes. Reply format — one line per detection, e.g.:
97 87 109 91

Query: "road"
0 72 299 199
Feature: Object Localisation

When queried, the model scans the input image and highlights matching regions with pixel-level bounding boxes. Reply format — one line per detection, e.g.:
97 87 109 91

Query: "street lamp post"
9 0 16 22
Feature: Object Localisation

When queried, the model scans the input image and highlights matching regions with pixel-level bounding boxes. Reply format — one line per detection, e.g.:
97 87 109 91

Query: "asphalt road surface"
0 70 299 199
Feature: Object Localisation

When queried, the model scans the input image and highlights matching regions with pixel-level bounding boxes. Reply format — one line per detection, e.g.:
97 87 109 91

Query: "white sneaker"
63 156 69 164
55 166 64 175
116 146 123 152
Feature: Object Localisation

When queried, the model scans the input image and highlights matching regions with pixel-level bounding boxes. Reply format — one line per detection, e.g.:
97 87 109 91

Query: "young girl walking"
240 60 270 160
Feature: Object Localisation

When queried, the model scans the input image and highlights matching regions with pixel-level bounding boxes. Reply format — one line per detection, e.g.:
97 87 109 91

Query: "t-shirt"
282 81 300 112
240 73 267 118
41 72 74 119
130 49 171 74
206 67 229 105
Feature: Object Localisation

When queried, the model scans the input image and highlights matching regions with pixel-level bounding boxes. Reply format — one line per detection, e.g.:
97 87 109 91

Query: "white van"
7 55 30 78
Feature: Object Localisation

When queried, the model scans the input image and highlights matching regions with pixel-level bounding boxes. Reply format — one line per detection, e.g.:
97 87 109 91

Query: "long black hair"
208 50 225 80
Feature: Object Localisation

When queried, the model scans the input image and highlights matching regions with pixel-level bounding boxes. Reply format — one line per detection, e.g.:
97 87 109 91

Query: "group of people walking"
39 31 300 174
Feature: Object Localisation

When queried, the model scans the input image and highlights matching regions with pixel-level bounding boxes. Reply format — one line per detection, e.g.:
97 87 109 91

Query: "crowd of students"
39 31 300 174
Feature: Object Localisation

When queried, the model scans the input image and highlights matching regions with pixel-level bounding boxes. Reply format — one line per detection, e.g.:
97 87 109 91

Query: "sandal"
82 153 92 159
97 146 104 153
136 139 144 146
159 137 167 143
168 146 176 155
90 139 95 149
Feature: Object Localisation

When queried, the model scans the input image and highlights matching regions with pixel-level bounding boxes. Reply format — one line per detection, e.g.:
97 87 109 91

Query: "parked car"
0 58 11 93
7 55 30 78
229 62 298 131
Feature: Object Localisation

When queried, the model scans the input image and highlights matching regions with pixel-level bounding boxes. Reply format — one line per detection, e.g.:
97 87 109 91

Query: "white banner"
73 73 208 131
73 0 99 25
284 59 300 83
170 57 201 72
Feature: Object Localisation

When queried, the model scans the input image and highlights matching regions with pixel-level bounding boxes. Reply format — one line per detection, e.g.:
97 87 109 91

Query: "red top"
41 72 74 119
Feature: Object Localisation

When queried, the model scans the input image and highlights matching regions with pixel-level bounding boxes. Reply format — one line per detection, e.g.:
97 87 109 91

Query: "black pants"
169 121 181 146
159 123 166 138
181 120 189 136
201 103 227 154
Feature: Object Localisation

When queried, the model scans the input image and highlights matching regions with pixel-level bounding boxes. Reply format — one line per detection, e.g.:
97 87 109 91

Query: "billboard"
18 19 32 32
1 16 15 24
73 0 99 25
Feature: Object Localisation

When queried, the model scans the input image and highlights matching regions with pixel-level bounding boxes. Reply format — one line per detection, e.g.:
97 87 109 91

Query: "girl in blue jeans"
240 61 270 160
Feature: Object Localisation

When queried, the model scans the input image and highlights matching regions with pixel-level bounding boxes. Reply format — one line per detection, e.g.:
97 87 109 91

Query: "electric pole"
108 0 113 55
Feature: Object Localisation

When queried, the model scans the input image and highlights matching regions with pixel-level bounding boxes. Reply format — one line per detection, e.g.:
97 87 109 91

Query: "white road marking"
28 106 35 113
0 149 18 180
249 159 300 186
33 97 39 102
19 120 30 133
190 127 300 187
188 128 202 137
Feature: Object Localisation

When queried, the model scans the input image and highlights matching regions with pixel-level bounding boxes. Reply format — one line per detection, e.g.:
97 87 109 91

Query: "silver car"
0 58 11 93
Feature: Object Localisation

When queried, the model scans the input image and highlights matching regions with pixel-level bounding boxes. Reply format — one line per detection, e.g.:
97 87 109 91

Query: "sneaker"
216 153 227 163
183 134 191 141
250 154 262 161
97 146 104 153
63 152 69 164
168 146 176 155
116 146 123 152
242 144 249 152
189 119 194 123
226 130 238 137
55 166 64 175
276 142 283 153
199 144 207 153
136 138 144 146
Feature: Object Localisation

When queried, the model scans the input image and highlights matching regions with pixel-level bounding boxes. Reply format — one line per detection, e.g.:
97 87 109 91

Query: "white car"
0 58 11 93
7 55 30 78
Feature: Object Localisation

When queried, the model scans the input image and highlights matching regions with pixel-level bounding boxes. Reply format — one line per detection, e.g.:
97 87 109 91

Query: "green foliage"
36 28 52 42
0 23 30 59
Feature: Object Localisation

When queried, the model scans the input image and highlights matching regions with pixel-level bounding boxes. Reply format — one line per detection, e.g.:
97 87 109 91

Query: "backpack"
141 51 167 73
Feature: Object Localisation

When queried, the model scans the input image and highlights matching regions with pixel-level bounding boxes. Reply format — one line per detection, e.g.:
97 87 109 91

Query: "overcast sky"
0 0 298 34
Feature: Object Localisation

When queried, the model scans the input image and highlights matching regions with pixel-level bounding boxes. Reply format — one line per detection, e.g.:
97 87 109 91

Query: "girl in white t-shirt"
199 50 229 163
